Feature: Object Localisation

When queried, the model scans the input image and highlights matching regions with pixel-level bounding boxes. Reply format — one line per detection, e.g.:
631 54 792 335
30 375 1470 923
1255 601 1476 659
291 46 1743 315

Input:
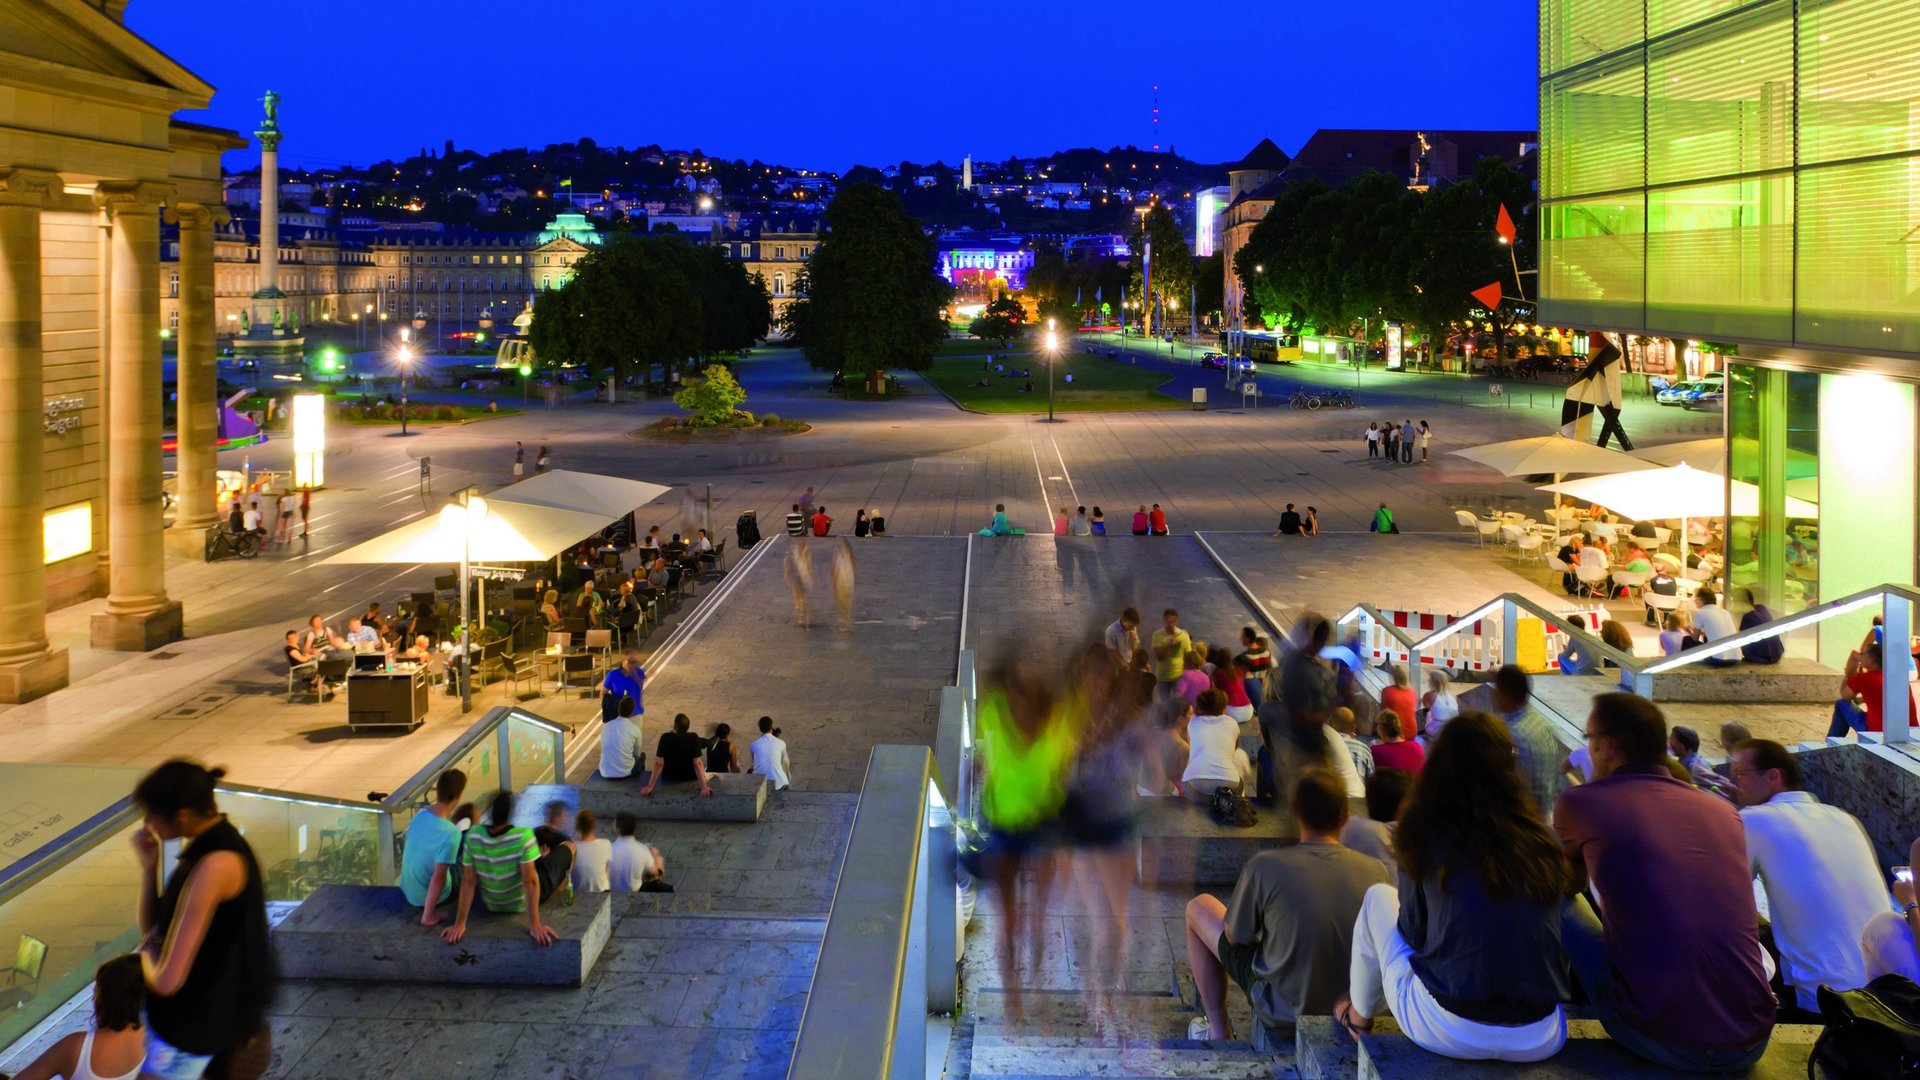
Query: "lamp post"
1166 297 1178 361
440 487 489 714
1045 318 1059 423
396 330 414 436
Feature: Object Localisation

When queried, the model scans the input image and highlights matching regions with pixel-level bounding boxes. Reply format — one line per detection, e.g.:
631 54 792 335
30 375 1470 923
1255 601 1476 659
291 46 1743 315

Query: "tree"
1129 201 1191 331
1035 294 1082 333
526 233 701 398
1192 252 1224 325
673 364 748 425
968 294 1027 348
784 183 951 387
1404 159 1535 359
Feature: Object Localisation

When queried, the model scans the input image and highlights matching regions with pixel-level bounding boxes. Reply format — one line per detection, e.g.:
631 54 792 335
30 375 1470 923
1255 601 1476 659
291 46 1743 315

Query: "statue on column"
261 90 281 128
272 306 283 331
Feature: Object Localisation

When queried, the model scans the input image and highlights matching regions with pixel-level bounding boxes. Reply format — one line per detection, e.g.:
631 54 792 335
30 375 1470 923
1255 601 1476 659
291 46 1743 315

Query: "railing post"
1630 667 1653 699
497 722 514 792
1501 601 1519 668
926 794 956 1015
1885 593 1912 744
550 719 567 785
376 813 397 886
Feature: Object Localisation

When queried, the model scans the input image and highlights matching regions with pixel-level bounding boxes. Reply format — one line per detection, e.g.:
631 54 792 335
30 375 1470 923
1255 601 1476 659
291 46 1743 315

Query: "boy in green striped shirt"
440 790 559 947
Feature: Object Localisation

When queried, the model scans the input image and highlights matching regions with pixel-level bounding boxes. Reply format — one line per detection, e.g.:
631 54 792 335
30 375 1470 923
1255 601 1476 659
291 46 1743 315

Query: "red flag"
1495 204 1517 245
1471 282 1503 311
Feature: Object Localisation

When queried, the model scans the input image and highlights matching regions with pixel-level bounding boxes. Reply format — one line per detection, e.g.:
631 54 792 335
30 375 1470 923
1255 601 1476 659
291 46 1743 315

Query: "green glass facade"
1542 0 1920 654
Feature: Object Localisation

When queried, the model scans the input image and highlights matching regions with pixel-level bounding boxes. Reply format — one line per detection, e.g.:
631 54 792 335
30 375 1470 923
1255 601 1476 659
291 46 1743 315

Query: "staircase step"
1355 1021 1823 1080
1294 1015 1362 1080
968 1033 1287 1079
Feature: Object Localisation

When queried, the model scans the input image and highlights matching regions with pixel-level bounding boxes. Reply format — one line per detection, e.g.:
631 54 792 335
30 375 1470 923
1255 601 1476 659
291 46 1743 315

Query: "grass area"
922 351 1183 413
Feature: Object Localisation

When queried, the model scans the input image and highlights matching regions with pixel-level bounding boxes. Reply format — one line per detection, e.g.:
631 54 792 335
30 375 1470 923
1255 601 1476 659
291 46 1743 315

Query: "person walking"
129 761 275 1080
798 486 816 517
831 537 857 632
275 490 296 545
513 440 526 482
785 535 813 628
1365 422 1380 459
298 487 311 539
535 445 550 474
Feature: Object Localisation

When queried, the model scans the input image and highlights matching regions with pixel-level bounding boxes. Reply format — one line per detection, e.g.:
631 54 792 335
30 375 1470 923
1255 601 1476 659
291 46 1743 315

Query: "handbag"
1208 786 1258 828
1811 974 1920 1079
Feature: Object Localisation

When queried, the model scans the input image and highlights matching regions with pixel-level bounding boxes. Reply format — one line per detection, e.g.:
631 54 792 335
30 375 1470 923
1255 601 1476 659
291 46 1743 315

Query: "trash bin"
1191 387 1207 411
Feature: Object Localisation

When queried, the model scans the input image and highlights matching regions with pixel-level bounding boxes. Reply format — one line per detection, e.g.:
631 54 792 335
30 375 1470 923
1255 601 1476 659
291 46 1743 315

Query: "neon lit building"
1193 186 1228 257
936 234 1034 298
1540 0 1919 656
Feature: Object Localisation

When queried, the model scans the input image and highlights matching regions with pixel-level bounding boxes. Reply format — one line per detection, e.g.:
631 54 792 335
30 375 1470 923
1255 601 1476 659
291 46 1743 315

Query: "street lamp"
396 331 414 436
439 487 489 714
1166 297 1179 360
1045 318 1059 423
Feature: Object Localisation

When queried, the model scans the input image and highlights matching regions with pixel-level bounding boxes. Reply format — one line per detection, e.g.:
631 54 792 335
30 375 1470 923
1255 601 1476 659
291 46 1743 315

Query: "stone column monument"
233 90 303 361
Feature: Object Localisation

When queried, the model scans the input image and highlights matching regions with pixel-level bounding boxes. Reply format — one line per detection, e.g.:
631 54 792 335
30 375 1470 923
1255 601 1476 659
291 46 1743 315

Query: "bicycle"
1289 390 1323 410
1324 389 1357 409
206 528 262 562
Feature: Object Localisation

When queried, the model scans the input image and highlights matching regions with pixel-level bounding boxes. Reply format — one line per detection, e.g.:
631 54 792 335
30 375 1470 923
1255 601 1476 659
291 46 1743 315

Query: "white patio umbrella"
1450 434 1657 522
1634 437 1725 471
1540 463 1818 566
322 499 614 565
487 470 671 519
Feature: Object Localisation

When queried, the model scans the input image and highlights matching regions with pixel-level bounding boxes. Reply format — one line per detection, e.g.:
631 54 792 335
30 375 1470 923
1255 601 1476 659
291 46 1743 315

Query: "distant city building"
937 233 1034 296
722 217 819 330
1062 234 1130 260
1193 185 1229 257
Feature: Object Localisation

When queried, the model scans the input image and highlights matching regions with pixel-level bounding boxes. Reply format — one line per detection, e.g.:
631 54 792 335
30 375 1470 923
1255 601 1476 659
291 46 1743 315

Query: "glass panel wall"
1543 197 1647 328
1543 0 1644 74
1646 175 1793 338
1649 0 1773 36
222 789 387 902
0 819 142 1055
1799 0 1920 165
1544 58 1647 199
1646 1 1792 185
1796 158 1920 353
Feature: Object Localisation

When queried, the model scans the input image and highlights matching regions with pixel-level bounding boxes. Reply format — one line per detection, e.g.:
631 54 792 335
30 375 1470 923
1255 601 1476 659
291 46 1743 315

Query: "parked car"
1656 380 1708 406
1200 353 1227 370
1683 385 1725 411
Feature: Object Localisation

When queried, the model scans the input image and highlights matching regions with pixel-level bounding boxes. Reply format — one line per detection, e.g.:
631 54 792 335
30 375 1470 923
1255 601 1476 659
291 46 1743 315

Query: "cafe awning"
322 470 670 566
1449 434 1657 479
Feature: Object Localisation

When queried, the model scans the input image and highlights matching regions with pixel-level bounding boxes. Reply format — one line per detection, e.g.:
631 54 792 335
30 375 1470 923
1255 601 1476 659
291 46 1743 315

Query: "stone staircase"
951 987 1290 1079
1297 1015 1825 1079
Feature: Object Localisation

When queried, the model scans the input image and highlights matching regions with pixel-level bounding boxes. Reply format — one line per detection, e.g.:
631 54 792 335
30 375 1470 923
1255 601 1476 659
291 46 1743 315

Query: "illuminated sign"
43 502 91 564
1386 323 1404 370
1195 190 1220 257
292 393 326 488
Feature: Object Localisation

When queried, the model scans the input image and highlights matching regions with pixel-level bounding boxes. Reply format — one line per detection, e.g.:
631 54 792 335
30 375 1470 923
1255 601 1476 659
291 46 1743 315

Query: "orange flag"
1471 282 1503 311
1495 204 1517 245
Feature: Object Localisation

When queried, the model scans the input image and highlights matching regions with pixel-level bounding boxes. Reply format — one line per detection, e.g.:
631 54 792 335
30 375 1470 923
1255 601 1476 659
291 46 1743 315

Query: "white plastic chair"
1476 518 1501 546
1576 561 1613 598
1513 532 1545 564
1646 591 1683 621
1611 569 1653 593
1455 510 1481 542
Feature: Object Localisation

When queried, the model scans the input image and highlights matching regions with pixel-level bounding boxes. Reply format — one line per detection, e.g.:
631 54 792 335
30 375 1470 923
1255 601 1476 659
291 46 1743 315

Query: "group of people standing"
1364 419 1432 464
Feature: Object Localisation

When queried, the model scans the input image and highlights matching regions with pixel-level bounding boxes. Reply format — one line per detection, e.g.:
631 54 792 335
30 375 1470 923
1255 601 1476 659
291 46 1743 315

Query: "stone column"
91 180 182 651
0 168 69 702
163 202 225 558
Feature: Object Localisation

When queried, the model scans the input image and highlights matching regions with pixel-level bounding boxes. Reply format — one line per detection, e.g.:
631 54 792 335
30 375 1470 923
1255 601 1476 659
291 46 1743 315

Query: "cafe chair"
0 934 46 1010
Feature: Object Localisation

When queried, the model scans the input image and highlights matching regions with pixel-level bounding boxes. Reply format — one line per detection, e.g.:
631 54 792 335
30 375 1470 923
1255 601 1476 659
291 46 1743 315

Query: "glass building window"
1542 0 1643 74
1646 2 1792 185
1645 174 1793 339
1543 56 1646 198
1799 0 1920 165
1795 157 1920 352
1542 196 1647 327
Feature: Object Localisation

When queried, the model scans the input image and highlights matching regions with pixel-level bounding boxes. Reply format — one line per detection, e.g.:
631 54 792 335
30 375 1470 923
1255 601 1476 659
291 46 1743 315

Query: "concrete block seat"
273 884 610 987
1348 1020 1822 1080
577 770 768 822
1646 657 1841 704
1134 796 1288 886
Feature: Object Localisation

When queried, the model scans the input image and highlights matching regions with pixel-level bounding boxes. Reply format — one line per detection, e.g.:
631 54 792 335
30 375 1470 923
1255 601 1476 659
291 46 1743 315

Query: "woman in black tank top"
132 761 275 1067
705 723 739 773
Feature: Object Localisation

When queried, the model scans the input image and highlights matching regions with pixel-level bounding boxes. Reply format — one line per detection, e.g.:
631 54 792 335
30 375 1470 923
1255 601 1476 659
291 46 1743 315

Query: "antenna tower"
1151 85 1161 152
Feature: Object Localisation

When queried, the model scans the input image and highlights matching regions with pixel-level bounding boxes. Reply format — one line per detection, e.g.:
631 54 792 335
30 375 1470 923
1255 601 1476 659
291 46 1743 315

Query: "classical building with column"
0 0 244 701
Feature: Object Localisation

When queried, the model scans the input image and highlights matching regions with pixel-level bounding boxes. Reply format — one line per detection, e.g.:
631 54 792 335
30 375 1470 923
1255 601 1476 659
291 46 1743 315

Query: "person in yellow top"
976 657 1077 1024
1151 608 1193 690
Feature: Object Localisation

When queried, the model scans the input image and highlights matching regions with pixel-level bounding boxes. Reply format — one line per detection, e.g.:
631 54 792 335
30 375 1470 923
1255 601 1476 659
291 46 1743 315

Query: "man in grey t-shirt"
1184 769 1389 1040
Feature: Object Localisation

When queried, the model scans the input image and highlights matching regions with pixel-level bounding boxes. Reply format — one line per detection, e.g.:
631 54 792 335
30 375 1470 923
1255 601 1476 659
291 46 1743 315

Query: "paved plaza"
9 335 1843 1080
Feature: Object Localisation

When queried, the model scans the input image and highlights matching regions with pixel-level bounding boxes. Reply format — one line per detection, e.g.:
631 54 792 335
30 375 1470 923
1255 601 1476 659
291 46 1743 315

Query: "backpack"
1209 786 1258 828
1811 974 1920 1079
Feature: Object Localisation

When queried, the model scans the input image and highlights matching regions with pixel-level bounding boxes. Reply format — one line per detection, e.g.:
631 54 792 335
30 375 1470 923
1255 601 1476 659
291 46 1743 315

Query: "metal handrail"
0 799 141 909
382 704 569 810
1338 581 1920 742
789 745 938 1079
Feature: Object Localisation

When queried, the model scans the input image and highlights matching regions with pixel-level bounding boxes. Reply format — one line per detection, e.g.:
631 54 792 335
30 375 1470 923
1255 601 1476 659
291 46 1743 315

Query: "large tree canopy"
1129 201 1191 325
967 294 1027 348
526 232 771 392
784 182 951 378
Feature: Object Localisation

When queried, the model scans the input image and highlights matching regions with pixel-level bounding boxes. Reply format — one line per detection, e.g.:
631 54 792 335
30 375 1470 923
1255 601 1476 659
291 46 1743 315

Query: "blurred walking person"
975 654 1075 1026
784 535 813 628
831 537 856 632
1061 644 1146 1033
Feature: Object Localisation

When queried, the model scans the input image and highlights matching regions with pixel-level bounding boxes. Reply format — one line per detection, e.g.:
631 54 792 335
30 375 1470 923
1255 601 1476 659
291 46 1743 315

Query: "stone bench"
1301 1015 1823 1079
1134 796 1288 886
1647 656 1840 704
273 884 610 988
577 770 768 822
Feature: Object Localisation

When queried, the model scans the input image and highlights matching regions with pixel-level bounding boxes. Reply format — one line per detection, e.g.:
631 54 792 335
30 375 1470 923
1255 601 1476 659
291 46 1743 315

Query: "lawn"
922 346 1182 413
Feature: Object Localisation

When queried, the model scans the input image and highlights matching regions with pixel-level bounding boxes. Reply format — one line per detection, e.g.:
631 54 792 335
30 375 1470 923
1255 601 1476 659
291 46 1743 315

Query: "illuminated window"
43 503 91 565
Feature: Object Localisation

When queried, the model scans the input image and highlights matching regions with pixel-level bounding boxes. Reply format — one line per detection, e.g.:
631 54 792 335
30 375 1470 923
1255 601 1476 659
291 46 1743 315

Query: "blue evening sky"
130 0 1538 173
